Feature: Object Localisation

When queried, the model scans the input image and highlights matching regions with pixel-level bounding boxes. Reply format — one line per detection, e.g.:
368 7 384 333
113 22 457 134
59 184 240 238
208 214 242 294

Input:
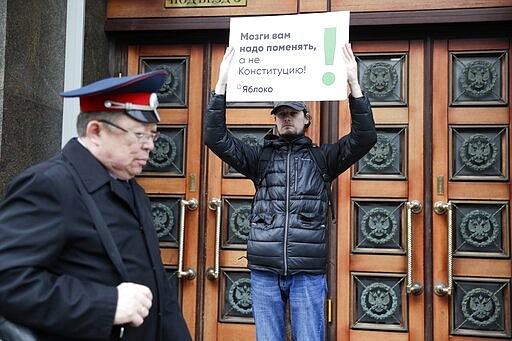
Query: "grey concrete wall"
0 1 67 196
0 0 108 197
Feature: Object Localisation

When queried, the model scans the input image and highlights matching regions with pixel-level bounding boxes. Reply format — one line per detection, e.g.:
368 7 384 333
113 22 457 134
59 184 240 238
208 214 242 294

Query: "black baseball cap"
270 101 308 115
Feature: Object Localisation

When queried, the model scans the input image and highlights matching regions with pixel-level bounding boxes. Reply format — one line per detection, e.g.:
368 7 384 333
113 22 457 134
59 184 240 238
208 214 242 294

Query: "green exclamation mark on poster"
322 27 336 86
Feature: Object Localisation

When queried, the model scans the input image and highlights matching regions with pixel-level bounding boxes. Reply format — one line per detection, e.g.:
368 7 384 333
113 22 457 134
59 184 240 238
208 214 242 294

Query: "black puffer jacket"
204 93 376 275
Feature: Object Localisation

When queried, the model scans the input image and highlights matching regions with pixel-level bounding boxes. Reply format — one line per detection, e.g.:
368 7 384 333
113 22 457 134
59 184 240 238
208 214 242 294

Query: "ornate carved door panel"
336 40 426 341
128 45 204 340
432 38 511 340
128 43 321 341
202 44 263 339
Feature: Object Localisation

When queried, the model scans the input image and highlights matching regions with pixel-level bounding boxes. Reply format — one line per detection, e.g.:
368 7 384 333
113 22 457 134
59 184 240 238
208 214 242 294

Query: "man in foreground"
0 71 191 340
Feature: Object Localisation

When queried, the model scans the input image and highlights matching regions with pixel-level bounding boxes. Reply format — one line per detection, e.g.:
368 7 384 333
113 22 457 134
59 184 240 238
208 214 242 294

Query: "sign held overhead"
227 11 351 102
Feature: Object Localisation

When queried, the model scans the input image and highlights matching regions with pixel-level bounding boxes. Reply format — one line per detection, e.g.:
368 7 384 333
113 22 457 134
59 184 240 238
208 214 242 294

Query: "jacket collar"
264 133 313 148
61 138 113 193
62 138 141 214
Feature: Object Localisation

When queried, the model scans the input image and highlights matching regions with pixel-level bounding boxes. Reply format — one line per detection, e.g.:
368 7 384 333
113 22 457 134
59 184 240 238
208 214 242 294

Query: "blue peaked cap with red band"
60 70 168 123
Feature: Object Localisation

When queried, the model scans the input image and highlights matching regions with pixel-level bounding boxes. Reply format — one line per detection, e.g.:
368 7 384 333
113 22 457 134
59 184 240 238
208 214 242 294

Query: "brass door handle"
206 198 222 280
176 198 198 280
406 200 424 296
433 201 453 296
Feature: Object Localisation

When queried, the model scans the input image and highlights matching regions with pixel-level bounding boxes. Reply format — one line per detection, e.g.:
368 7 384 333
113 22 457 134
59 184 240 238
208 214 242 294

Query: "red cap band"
80 92 152 112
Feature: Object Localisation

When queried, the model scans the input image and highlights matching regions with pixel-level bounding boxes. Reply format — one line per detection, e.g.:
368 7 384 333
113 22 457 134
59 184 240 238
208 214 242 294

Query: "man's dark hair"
304 113 312 131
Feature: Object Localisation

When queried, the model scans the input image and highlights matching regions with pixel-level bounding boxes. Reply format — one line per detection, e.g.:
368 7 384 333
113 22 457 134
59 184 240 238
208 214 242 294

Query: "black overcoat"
0 139 191 341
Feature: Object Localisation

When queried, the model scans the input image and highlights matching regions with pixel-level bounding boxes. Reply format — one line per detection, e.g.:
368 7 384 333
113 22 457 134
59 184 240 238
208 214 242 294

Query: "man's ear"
85 120 104 144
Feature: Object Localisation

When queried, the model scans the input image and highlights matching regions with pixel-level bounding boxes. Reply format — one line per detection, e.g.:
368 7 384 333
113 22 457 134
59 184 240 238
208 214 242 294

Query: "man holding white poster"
204 13 376 341
226 11 350 102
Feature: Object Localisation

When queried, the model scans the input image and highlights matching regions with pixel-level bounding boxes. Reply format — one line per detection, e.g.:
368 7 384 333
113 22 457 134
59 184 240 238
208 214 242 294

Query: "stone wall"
0 0 108 197
0 1 67 196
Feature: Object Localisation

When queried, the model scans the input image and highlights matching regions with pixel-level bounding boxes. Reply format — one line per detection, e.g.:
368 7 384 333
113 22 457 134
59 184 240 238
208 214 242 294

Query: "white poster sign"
226 11 350 102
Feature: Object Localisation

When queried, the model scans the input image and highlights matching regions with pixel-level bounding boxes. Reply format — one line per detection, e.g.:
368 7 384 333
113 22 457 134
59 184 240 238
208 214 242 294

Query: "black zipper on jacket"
294 157 298 192
284 144 291 275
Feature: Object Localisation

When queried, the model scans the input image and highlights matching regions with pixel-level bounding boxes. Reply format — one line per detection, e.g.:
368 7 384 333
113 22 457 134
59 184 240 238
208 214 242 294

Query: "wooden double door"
130 39 511 340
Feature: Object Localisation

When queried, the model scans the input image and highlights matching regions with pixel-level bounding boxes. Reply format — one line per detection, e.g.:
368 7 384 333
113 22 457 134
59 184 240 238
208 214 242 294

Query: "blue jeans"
250 270 327 341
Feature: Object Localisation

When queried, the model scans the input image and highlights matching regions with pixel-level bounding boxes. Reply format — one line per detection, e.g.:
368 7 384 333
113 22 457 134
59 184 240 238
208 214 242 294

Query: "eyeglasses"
98 119 160 143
